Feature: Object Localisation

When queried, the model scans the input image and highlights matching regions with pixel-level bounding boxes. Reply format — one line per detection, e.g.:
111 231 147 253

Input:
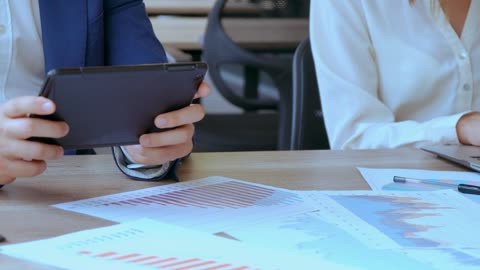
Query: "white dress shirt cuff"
112 146 171 180
423 111 471 146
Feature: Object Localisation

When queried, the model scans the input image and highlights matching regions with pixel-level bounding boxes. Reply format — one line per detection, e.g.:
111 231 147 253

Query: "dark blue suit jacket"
39 0 167 71
38 0 177 181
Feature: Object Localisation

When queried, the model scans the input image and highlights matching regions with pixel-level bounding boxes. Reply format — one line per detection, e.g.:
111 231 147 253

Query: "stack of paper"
2 219 345 270
2 176 479 269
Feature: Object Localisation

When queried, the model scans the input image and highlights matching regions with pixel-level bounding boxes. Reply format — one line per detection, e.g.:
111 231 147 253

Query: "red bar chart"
101 180 295 209
52 177 311 233
78 250 247 270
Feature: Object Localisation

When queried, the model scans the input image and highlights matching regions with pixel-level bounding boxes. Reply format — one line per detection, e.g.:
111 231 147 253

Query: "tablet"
30 62 207 149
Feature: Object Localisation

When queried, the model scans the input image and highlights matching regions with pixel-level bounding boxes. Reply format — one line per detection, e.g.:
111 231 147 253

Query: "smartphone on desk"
30 62 207 150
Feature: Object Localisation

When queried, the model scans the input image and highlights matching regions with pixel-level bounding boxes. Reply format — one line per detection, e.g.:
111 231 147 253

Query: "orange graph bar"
144 257 177 266
202 264 232 270
173 260 217 270
114 253 141 260
159 258 200 268
129 256 159 263
96 251 117 258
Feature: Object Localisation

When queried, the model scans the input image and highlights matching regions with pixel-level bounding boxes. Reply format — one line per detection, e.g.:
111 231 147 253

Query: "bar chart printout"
50 176 479 269
52 176 313 232
0 219 347 270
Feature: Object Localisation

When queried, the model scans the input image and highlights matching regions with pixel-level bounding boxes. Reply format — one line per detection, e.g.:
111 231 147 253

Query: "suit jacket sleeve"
104 0 179 181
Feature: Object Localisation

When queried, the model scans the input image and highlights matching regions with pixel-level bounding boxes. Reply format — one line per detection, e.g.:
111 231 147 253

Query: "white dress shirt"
0 0 44 102
0 0 169 179
310 0 480 149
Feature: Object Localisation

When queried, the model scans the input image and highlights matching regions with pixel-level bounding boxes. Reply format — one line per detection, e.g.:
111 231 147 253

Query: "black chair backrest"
251 0 310 17
290 38 330 150
203 0 292 111
203 0 308 149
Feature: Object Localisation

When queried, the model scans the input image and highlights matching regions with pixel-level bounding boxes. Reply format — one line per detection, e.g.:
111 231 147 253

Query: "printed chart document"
357 167 480 203
232 190 480 270
302 190 480 269
1 219 344 270
53 176 315 232
48 176 480 269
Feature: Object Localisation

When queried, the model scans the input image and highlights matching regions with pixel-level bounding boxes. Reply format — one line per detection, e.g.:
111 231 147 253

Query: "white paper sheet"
53 176 316 232
1 219 346 270
357 167 480 203
48 176 480 269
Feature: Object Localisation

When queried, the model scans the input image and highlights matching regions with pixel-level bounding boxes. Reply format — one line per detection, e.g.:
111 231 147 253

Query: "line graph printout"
299 190 480 270
53 177 316 232
357 167 480 203
1 219 345 270
220 208 438 270
302 190 480 248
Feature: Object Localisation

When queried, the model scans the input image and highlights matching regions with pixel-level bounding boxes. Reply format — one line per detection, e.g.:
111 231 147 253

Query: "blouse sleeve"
310 0 466 149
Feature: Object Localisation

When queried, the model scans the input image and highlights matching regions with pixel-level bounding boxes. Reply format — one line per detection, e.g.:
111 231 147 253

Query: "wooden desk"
144 0 258 15
0 148 465 269
150 16 309 51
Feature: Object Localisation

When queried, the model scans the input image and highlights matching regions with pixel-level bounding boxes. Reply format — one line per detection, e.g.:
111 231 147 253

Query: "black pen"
393 176 480 195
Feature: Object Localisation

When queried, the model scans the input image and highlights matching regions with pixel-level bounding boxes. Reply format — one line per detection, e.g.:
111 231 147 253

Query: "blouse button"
459 52 468 60
463 84 471 91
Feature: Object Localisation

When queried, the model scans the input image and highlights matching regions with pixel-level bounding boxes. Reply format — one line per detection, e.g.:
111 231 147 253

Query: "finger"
4 118 69 139
0 176 16 185
2 96 55 118
140 124 194 147
154 104 205 129
0 159 47 179
193 81 211 99
126 141 193 166
1 139 64 160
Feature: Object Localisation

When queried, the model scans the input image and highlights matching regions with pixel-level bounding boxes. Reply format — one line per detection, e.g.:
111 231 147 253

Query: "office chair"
196 0 308 152
251 0 310 17
290 38 330 150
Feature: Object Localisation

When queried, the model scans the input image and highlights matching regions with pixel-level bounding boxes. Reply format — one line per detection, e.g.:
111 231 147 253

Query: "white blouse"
310 0 480 149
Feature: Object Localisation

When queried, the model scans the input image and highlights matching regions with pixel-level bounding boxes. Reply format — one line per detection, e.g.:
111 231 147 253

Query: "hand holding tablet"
30 62 207 149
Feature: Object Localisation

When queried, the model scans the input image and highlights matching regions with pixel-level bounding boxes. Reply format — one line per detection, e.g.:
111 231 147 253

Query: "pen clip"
458 184 480 195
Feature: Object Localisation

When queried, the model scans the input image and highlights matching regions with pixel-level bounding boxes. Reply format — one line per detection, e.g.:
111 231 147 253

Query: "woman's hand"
456 112 480 146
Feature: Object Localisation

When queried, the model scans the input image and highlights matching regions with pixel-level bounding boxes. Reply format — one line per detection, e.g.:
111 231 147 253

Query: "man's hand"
123 81 210 165
0 96 69 185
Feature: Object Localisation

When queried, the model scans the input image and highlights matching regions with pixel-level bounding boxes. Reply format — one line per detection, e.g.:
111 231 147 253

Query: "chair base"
193 112 278 152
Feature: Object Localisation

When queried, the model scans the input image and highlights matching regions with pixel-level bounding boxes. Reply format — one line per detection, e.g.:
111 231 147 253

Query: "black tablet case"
31 62 207 149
